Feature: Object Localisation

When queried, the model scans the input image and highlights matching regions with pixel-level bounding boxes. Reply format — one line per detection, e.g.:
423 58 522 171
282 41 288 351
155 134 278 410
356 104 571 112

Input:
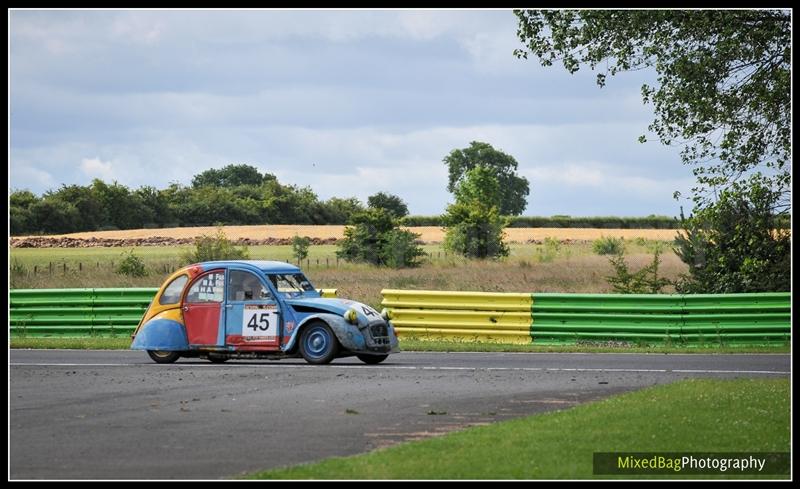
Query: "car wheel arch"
286 313 364 354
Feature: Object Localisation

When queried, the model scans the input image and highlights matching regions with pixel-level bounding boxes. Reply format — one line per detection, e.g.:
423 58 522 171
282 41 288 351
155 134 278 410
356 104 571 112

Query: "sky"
9 9 697 217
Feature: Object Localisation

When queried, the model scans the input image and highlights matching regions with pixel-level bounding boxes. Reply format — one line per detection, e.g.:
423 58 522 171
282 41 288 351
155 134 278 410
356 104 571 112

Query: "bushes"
674 180 790 293
606 249 671 294
336 209 425 268
180 228 250 265
115 250 148 277
291 235 311 262
592 236 626 255
402 215 682 229
442 166 509 260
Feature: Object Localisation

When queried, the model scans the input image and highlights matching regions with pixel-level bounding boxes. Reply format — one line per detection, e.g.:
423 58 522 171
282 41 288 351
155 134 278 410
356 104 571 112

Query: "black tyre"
357 354 389 365
299 322 339 364
147 350 181 364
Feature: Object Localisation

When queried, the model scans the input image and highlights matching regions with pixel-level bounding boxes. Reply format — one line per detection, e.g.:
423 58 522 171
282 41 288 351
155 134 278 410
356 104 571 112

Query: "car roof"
196 260 301 274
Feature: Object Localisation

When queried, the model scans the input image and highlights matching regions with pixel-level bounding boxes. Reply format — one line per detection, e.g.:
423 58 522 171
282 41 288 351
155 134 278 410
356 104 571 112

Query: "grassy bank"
246 378 790 479
10 241 687 310
10 336 789 354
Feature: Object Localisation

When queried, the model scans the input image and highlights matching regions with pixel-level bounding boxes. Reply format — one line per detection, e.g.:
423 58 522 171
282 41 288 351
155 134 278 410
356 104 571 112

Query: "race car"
131 260 399 364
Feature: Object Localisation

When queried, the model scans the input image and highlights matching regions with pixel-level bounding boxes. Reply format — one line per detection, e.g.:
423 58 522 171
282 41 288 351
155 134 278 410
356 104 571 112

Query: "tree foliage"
515 10 791 293
179 228 250 265
192 163 275 188
116 249 148 277
514 10 791 210
674 178 790 293
443 141 530 216
291 235 311 262
443 166 510 259
10 166 367 234
336 208 425 268
367 191 409 218
606 249 671 294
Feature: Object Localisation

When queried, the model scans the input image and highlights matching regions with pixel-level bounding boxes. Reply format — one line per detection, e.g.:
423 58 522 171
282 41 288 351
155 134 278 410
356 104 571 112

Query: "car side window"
159 275 188 305
185 272 225 303
228 270 272 302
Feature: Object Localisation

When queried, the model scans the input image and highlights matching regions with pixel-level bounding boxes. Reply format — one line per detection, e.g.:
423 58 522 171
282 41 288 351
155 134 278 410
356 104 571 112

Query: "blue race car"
131 260 399 364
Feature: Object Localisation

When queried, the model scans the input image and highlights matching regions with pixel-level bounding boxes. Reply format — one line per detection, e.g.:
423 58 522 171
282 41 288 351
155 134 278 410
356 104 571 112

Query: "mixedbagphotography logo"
593 452 790 475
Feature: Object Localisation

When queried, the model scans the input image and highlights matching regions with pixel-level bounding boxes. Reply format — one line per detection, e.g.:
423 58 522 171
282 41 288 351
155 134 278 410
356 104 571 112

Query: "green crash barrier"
10 288 158 337
10 288 789 345
381 290 791 346
9 287 339 338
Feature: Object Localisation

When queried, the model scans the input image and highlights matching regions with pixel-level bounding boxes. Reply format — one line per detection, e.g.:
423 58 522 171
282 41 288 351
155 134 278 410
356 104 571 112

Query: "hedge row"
401 215 682 229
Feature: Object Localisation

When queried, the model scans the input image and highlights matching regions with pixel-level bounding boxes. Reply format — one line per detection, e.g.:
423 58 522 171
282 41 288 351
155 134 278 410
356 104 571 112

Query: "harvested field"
11 225 682 248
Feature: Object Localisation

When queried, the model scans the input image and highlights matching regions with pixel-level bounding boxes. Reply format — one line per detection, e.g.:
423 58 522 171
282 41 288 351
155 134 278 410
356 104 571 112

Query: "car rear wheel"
147 350 181 364
299 322 339 364
357 354 388 364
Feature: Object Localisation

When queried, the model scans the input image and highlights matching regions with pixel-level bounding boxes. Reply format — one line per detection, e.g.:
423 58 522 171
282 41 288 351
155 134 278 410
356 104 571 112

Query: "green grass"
398 338 791 354
10 336 788 354
10 337 133 350
10 242 688 307
9 241 669 269
245 378 790 479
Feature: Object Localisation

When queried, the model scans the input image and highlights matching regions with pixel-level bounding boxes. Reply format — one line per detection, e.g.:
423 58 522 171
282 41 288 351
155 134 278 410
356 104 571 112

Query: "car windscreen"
268 273 316 298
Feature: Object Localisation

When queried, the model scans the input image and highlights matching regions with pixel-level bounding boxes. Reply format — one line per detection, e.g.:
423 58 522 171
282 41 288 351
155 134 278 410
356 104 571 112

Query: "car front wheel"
299 322 339 364
147 350 181 364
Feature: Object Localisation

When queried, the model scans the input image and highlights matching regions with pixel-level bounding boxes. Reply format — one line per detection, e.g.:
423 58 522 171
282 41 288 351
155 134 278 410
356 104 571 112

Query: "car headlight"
344 308 358 324
381 308 391 320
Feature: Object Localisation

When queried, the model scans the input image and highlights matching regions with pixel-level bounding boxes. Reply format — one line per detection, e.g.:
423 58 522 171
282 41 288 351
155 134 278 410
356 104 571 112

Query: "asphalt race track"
9 350 790 480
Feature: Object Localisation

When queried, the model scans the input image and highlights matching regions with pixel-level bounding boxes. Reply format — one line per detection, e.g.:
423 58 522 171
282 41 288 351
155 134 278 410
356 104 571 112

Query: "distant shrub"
337 208 425 268
593 236 626 255
180 227 249 265
403 215 681 229
536 237 562 263
291 235 311 262
606 249 671 294
116 250 148 277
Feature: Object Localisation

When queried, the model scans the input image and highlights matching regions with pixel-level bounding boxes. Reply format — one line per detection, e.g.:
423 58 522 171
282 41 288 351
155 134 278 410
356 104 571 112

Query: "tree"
367 192 409 218
29 198 80 234
336 208 425 268
514 10 790 211
674 177 790 293
180 227 250 265
10 190 39 235
46 185 107 232
443 141 530 216
443 166 509 259
515 9 791 293
291 235 311 263
192 164 275 188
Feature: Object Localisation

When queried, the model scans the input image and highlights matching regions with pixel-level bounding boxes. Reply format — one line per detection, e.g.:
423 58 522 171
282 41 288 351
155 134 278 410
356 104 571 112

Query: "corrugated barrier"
10 288 789 345
9 288 338 337
381 290 791 346
10 288 157 337
381 289 533 344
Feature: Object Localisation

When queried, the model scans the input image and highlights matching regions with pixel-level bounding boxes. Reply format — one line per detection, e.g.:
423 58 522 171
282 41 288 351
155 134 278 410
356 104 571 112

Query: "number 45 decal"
242 309 277 337
247 313 271 331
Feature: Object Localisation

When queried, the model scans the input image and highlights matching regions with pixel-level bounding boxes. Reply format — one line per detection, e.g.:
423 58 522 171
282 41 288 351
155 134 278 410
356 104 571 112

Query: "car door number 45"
242 308 278 337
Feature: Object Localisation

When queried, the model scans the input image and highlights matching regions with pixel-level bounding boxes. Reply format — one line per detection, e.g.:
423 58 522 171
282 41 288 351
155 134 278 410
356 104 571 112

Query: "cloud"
9 10 692 217
110 12 164 45
9 164 56 192
79 157 115 181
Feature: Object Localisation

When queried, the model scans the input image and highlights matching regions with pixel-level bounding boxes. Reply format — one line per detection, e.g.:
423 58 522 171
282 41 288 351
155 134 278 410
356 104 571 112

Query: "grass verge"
245 378 790 479
10 337 132 350
9 336 789 354
398 338 791 354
